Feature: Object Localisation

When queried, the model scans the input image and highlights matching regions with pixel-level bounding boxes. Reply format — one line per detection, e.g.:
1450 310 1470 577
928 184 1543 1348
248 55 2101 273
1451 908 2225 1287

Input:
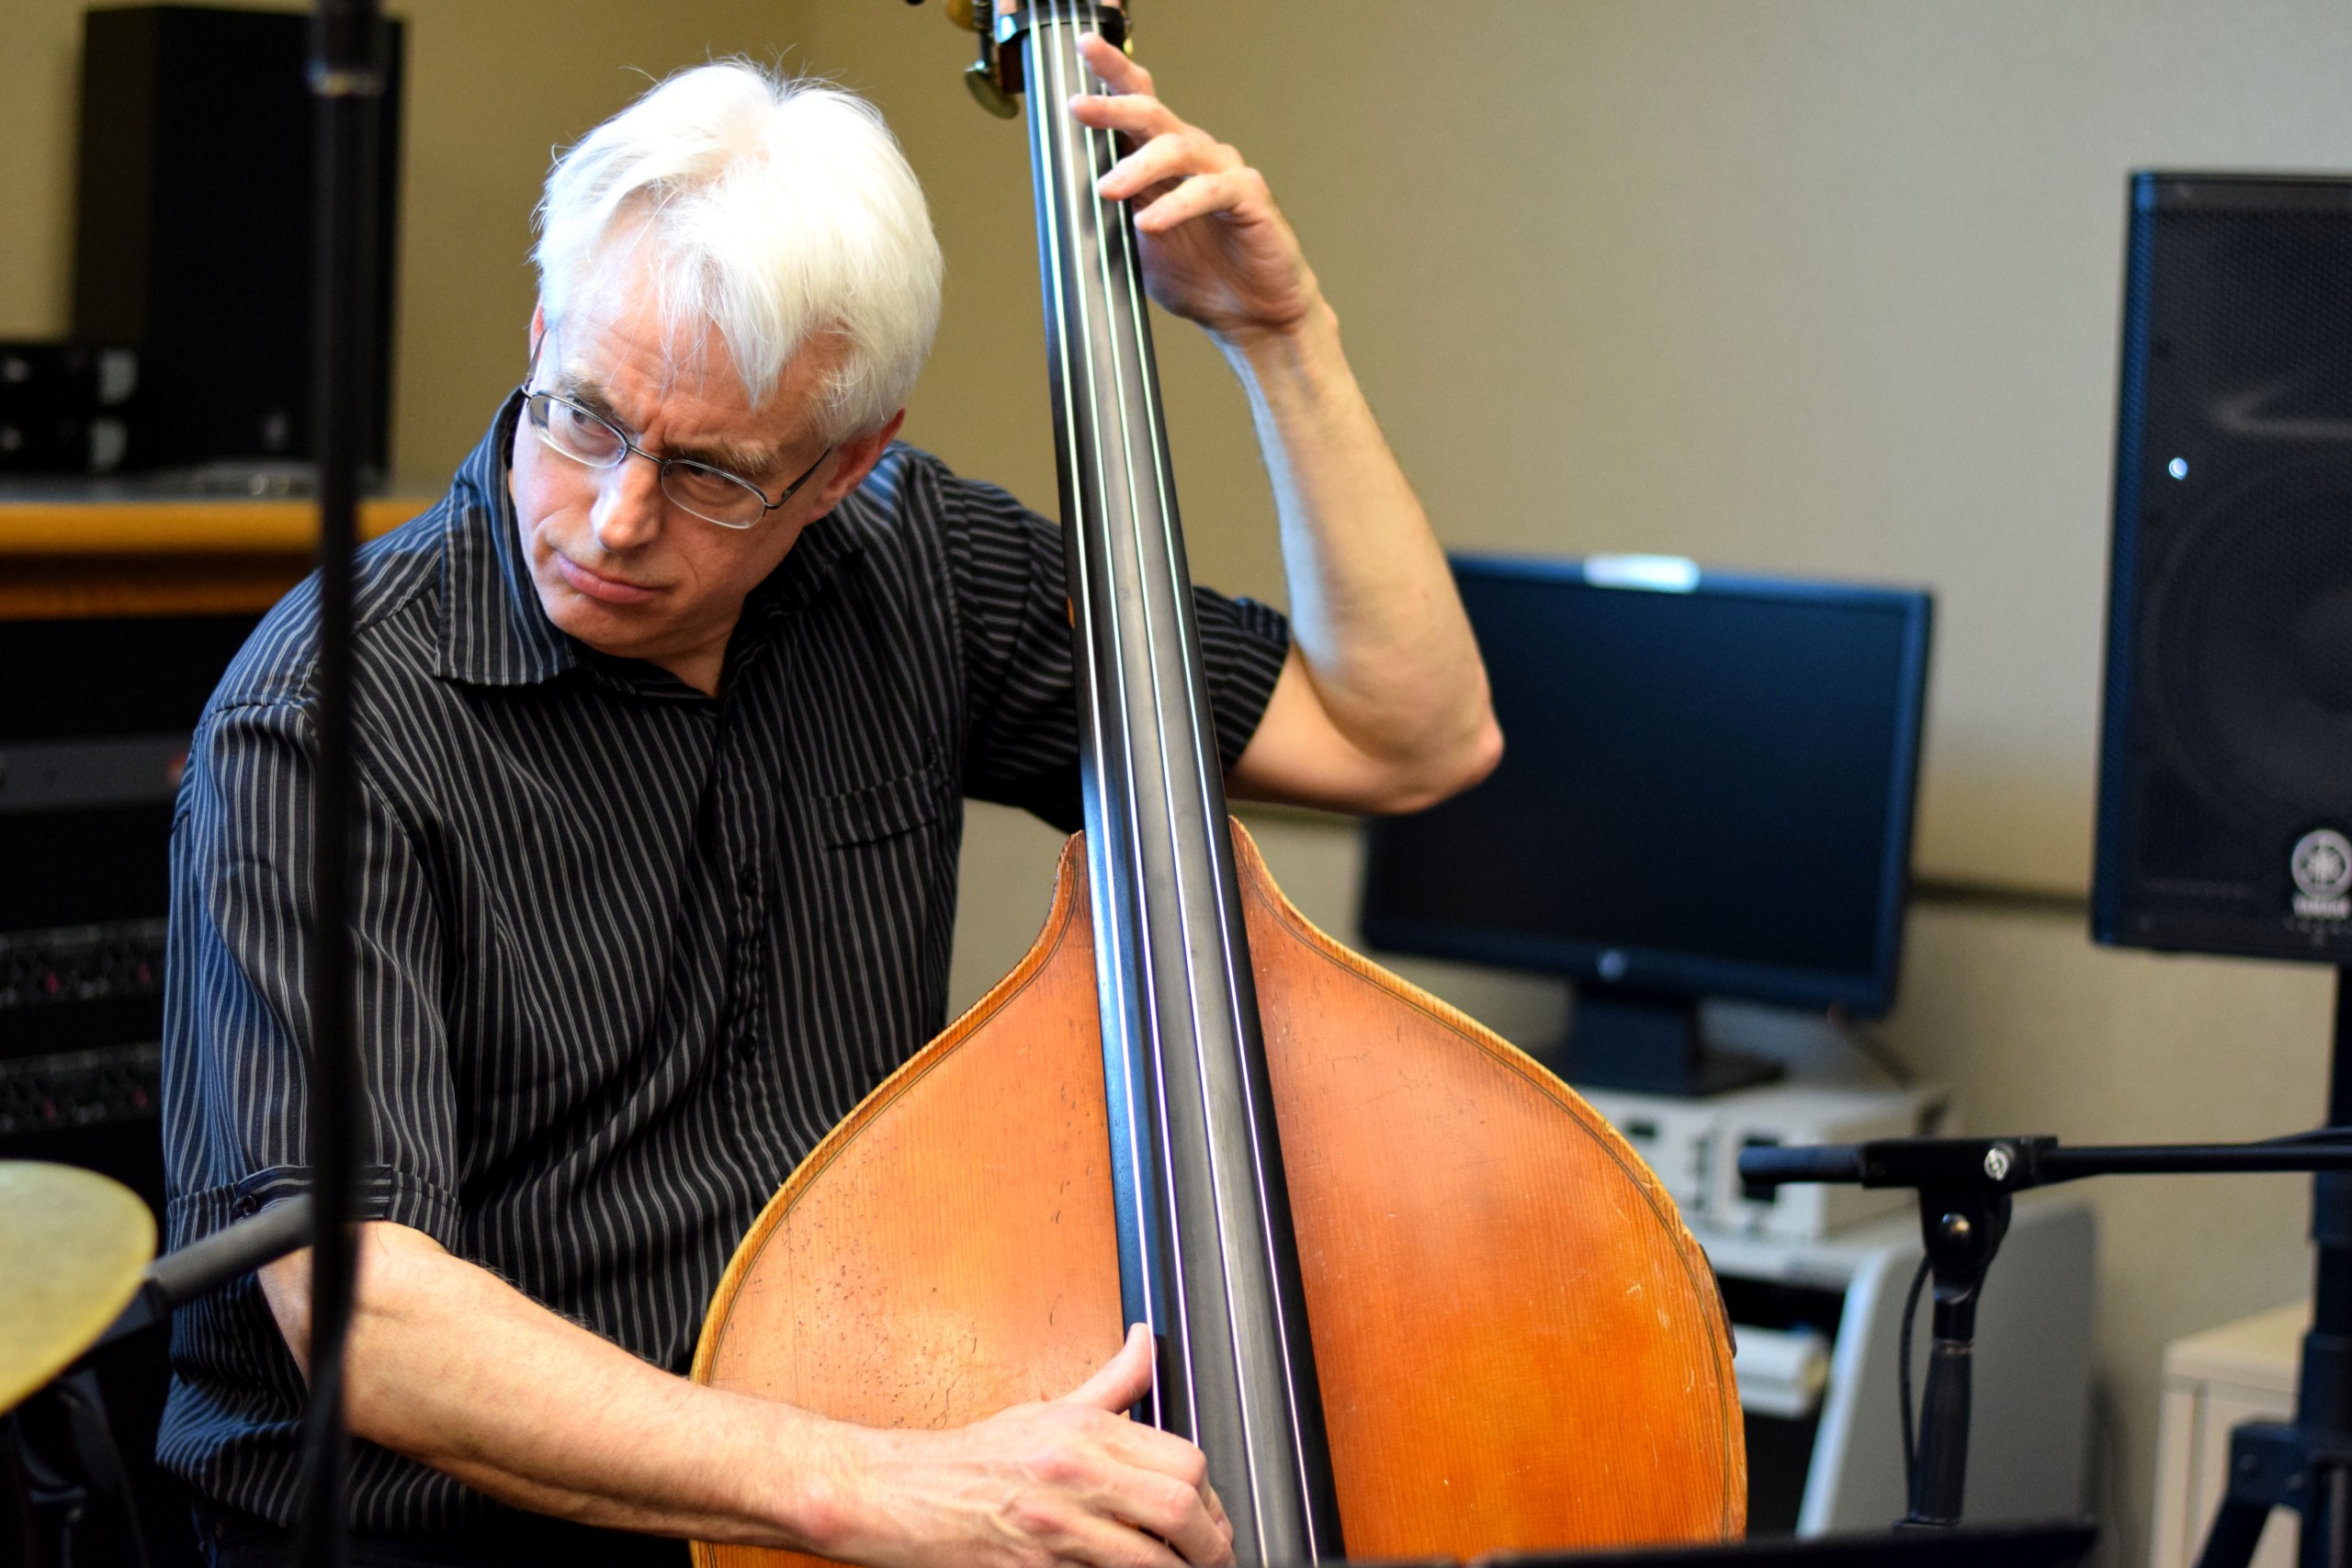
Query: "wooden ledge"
0 497 432 556
0 496 439 619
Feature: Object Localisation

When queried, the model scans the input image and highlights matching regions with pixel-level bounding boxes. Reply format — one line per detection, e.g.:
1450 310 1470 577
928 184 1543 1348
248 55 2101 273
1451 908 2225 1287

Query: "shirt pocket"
818 756 952 848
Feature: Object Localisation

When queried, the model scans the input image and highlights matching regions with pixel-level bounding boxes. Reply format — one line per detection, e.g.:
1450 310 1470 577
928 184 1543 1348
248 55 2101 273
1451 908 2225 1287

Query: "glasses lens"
532 394 627 467
661 462 765 528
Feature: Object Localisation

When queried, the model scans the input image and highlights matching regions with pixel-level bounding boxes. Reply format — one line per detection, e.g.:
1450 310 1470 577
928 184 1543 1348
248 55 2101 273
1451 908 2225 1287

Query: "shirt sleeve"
164 693 461 1252
932 460 1292 833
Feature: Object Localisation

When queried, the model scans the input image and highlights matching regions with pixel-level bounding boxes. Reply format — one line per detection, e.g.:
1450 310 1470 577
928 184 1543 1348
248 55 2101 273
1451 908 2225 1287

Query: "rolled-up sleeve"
163 694 460 1253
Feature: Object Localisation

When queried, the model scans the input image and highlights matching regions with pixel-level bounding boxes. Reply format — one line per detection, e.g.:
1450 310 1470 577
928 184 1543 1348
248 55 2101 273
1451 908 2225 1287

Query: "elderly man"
164 34 1498 1568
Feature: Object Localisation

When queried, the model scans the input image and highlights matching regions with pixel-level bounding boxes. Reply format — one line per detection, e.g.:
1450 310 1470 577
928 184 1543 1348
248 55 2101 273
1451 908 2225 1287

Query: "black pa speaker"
70 5 404 472
2094 173 2352 961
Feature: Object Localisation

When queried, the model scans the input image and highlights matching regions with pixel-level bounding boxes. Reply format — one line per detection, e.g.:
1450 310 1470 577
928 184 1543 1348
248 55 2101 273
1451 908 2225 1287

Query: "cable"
1897 1253 1932 1507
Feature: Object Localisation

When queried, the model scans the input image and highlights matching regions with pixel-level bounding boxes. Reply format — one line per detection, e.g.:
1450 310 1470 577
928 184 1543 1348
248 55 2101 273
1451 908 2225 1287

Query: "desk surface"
0 497 437 618
0 496 431 556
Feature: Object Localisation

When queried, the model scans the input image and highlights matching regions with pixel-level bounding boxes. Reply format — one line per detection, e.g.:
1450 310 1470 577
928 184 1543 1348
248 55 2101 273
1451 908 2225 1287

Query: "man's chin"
537 581 667 660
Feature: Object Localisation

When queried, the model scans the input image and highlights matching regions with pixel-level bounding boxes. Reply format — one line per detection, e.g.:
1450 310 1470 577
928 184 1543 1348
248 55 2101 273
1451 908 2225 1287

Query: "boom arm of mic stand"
1736 1133 2352 1530
1738 1134 2352 1203
96 1195 318 1348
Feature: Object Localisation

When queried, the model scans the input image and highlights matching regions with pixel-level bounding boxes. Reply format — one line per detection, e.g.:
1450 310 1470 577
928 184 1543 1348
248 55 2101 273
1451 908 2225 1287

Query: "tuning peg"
944 0 980 29
965 59 1019 118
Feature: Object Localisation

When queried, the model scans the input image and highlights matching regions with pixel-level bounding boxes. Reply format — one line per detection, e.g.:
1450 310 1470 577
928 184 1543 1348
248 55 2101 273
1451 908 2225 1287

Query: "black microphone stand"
295 4 387 1566
1740 971 2352 1565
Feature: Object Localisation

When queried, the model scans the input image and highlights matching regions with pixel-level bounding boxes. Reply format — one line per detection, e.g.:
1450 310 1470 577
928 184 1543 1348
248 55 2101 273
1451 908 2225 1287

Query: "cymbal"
0 1161 155 1415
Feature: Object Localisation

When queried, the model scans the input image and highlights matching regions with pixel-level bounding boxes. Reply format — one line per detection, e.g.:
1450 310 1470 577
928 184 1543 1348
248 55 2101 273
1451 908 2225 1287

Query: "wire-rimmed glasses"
524 389 833 530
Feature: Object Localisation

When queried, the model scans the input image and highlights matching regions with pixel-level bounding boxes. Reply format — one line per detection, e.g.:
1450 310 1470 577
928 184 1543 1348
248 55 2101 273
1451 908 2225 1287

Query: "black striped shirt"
159 390 1289 1545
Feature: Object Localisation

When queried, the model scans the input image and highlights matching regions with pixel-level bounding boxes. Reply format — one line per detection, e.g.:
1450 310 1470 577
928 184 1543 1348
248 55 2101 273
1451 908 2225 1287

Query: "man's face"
509 266 860 682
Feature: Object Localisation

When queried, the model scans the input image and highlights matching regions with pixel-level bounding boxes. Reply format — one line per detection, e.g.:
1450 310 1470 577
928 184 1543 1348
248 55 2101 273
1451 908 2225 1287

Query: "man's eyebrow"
560 377 622 423
556 374 794 481
670 434 796 482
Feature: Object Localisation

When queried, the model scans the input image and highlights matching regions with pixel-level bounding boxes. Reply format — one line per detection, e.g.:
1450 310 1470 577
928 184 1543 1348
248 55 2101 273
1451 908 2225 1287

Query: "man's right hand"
262 1227 1230 1565
832 1324 1236 1568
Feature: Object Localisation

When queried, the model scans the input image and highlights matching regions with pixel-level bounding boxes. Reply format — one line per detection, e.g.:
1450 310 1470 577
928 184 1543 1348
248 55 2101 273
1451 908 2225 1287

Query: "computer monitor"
1360 554 1933 1096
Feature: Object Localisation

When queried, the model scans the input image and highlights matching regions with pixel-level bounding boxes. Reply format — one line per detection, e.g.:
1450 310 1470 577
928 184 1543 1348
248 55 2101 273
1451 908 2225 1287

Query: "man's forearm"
1220 305 1498 802
262 1224 852 1550
260 1224 1232 1568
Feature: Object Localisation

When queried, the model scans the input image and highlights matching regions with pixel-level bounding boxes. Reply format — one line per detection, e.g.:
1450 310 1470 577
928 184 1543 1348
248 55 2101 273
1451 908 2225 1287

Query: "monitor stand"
1546 985 1783 1098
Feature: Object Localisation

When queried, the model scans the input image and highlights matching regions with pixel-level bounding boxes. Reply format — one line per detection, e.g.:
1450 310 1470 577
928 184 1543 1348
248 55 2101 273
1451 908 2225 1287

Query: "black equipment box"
0 342 141 474
70 5 404 472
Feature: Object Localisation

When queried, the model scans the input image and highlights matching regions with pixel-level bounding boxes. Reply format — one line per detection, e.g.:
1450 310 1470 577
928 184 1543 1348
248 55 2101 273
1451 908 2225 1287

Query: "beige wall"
0 7 78 340
6 1 2346 1560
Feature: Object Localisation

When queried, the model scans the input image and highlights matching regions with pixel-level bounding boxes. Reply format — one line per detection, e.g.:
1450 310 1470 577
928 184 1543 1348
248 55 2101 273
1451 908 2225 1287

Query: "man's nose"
590 454 666 550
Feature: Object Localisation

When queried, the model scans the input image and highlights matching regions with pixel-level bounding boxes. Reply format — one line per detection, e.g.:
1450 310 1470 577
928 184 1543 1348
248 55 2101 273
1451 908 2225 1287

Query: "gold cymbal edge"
0 1161 158 1416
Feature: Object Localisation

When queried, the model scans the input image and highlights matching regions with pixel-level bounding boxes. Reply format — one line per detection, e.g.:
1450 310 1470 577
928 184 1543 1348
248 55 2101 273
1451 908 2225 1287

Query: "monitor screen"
1360 556 1932 1015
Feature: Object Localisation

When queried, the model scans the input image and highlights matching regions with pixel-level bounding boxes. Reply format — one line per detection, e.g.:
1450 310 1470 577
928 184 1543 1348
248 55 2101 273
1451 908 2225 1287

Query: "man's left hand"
1071 34 1320 346
1061 28 1500 818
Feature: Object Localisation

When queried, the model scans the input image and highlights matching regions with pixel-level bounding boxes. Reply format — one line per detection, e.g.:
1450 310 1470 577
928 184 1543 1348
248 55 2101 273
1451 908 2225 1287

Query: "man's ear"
528 302 547 367
819 409 908 506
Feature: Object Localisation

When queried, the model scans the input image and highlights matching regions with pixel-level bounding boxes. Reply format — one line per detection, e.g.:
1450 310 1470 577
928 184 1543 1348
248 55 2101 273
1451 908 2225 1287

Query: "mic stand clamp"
1900 1168 2011 1528
1740 1131 2352 1552
1742 1135 2036 1527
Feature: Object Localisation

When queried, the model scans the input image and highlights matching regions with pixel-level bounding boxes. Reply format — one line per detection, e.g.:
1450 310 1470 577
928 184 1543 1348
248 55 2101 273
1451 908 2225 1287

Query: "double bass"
693 6 1746 1562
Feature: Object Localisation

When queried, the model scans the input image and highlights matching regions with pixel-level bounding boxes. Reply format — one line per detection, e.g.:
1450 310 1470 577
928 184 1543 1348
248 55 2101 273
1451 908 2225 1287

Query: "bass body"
695 6 1745 1562
694 828 1743 1566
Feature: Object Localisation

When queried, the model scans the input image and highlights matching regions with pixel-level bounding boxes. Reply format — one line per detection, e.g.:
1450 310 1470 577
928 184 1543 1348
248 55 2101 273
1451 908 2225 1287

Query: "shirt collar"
434 389 577 687
433 389 870 689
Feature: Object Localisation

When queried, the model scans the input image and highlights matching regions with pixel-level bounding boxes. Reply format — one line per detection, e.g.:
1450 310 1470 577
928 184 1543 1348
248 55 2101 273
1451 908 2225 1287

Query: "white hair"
534 62 943 441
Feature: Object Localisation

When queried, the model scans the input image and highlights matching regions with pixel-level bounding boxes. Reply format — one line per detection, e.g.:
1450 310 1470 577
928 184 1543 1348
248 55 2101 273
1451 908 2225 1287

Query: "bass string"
1067 12 1323 1552
1030 9 1192 1442
1038 13 1321 1536
1023 0 1141 1386
1081 30 1326 1551
1085 28 1329 1547
1052 9 1268 1495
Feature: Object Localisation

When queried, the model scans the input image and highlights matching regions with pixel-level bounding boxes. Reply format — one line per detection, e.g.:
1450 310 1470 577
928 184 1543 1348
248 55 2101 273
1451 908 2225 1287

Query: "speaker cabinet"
70 6 403 472
2095 173 2352 961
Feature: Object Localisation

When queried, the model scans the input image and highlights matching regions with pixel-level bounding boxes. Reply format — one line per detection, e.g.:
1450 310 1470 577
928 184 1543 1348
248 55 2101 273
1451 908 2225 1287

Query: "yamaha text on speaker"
2096 172 2352 962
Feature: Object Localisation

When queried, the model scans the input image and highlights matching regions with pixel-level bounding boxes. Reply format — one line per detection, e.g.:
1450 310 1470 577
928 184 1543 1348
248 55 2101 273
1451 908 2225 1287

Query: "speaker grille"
2097 175 2352 958
2155 457 2352 827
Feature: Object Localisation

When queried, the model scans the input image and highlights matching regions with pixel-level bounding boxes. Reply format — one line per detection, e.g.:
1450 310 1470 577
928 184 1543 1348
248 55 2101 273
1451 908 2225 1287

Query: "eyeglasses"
524 389 833 530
